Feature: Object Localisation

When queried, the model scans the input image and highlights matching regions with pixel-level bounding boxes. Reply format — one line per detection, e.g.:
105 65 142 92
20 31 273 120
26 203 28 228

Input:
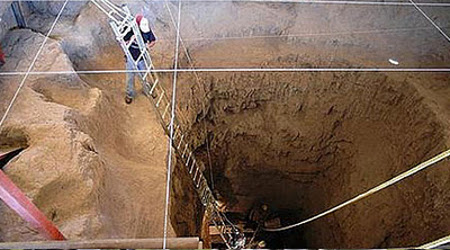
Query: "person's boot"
125 95 133 104
151 91 157 99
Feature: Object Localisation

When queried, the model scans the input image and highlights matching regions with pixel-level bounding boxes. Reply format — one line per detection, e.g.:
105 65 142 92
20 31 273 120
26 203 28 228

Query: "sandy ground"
0 29 175 241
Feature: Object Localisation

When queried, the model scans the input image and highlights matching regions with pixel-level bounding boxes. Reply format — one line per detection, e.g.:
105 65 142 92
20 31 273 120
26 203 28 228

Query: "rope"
408 0 450 42
1 0 450 7
264 148 450 232
182 26 449 42
163 2 198 73
178 0 450 6
0 0 69 130
162 0 182 248
163 0 217 192
5 25 443 43
164 2 236 246
1 67 450 76
419 234 450 249
0 23 447 76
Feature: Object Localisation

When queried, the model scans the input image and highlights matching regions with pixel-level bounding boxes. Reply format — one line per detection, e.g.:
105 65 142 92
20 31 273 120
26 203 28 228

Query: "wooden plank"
0 237 200 249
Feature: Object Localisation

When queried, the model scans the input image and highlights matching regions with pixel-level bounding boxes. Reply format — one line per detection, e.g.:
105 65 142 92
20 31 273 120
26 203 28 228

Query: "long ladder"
90 1 244 248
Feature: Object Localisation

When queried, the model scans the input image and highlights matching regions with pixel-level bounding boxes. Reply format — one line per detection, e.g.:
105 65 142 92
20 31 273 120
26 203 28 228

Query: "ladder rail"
91 0 128 24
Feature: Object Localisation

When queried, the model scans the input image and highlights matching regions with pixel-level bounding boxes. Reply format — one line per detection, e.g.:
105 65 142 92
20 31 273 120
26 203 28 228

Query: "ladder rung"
156 91 165 107
134 54 143 67
117 19 128 31
117 23 130 34
173 124 180 138
189 159 196 173
173 130 181 145
196 175 203 188
149 79 158 94
182 143 189 158
192 167 199 183
186 151 192 166
143 65 155 81
142 57 151 70
177 135 184 150
143 69 152 81
143 64 155 79
161 103 171 120
189 161 196 175
136 50 146 64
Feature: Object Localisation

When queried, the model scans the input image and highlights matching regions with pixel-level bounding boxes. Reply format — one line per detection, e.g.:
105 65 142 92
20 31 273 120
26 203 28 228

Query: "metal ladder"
90 0 244 248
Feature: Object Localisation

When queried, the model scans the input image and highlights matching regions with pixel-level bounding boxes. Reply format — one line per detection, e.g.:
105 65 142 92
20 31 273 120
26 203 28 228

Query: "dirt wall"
0 1 449 247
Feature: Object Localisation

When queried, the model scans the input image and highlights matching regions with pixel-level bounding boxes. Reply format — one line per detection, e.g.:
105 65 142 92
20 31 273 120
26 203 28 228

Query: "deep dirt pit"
172 68 450 248
1 32 450 247
1 1 450 248
1 40 450 247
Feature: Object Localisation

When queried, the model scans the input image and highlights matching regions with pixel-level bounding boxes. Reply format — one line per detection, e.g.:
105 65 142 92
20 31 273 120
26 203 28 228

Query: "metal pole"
0 170 65 240
0 237 200 249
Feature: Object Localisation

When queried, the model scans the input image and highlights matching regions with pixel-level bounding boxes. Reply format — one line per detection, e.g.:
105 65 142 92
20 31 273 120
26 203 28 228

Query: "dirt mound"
0 28 174 241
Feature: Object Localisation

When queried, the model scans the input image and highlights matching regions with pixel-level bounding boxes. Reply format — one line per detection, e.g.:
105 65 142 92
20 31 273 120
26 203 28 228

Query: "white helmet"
140 17 150 33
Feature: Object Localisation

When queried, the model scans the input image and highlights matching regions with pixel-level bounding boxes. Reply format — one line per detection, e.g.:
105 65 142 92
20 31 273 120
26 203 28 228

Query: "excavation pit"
171 70 450 248
0 1 449 248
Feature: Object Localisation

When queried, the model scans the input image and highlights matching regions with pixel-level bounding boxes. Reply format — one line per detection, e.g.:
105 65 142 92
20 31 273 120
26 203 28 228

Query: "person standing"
123 14 156 104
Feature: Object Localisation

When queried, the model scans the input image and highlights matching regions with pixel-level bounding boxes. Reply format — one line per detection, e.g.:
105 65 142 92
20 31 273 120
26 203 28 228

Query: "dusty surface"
0 29 175 241
0 0 449 248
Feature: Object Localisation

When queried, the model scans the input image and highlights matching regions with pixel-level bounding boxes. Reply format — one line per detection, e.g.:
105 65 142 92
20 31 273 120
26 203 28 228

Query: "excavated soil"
1 1 450 248
0 29 175 241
